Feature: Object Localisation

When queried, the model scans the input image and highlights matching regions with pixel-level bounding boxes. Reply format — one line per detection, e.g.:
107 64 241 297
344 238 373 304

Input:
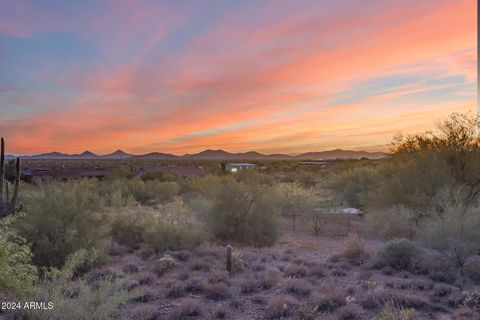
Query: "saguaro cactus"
0 138 21 218
226 245 232 273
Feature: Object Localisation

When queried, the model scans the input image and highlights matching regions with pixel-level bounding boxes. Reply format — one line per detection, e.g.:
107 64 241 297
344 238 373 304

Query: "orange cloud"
0 0 475 155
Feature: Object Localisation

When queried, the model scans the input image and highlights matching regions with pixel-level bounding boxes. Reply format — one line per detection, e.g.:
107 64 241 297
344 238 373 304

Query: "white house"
224 163 255 173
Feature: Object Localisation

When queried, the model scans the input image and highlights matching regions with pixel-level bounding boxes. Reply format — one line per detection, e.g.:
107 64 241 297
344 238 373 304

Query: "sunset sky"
0 0 476 155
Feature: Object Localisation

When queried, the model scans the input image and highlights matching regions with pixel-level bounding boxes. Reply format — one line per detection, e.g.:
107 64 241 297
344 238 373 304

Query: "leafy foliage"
205 177 281 246
16 179 108 267
377 238 420 270
23 248 133 320
0 216 37 298
110 205 204 252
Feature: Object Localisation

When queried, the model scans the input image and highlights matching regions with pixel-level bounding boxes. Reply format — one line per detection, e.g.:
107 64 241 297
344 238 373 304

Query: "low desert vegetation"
205 180 281 246
0 112 478 319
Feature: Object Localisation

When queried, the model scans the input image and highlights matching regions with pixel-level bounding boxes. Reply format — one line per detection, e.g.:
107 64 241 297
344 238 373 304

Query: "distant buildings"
224 163 255 173
22 167 109 182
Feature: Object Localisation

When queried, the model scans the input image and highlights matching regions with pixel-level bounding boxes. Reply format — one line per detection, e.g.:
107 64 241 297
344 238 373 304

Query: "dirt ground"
86 225 479 320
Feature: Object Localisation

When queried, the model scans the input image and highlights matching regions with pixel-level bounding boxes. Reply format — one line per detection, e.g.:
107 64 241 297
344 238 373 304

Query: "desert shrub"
360 288 427 311
295 170 318 188
204 283 230 301
101 178 180 205
61 248 101 279
240 277 259 295
309 283 346 312
153 254 177 276
333 113 480 243
0 217 37 298
257 271 280 290
418 205 480 267
130 290 156 303
148 181 180 203
282 278 311 297
107 166 134 180
462 290 480 310
235 170 274 186
185 194 212 216
188 174 229 199
185 277 206 294
370 113 480 212
103 189 136 208
277 183 317 215
377 238 420 270
432 283 453 298
110 208 147 247
110 206 204 252
296 305 319 320
326 164 378 207
463 256 480 283
367 206 415 240
335 304 363 320
143 219 204 252
130 305 160 320
122 263 139 274
165 282 186 299
16 179 108 267
168 298 201 320
128 179 180 204
284 264 308 278
377 303 417 320
452 306 480 320
265 294 298 320
23 248 133 320
205 177 281 246
342 232 368 263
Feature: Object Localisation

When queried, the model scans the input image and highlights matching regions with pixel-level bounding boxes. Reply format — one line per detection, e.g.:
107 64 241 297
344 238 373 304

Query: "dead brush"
342 232 368 263
377 302 417 320
231 250 247 273
296 305 319 320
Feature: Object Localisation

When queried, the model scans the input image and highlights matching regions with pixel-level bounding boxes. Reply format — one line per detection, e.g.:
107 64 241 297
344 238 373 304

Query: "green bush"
295 170 318 188
99 178 180 206
110 206 204 252
367 206 415 240
205 177 281 246
418 205 480 267
188 174 229 199
377 238 420 270
16 179 108 267
0 217 37 298
235 170 273 186
326 165 378 207
277 183 317 215
110 208 146 247
23 248 133 320
103 189 136 209
128 179 180 204
368 113 480 215
143 219 204 252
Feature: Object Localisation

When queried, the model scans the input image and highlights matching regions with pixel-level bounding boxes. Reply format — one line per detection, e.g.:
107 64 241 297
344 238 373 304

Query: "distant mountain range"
9 148 386 160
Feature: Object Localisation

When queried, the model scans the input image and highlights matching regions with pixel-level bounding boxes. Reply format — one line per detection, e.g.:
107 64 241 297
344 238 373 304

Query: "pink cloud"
0 0 475 154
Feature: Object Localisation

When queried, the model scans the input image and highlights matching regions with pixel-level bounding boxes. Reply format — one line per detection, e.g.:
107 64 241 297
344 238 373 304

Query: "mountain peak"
101 150 132 158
